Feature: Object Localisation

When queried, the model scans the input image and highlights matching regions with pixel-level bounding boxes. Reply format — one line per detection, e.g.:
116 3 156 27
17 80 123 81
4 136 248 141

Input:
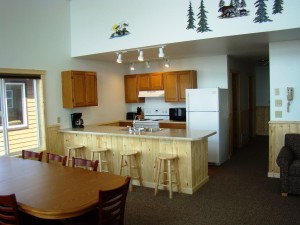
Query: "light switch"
275 99 282 107
275 88 280 96
275 111 282 118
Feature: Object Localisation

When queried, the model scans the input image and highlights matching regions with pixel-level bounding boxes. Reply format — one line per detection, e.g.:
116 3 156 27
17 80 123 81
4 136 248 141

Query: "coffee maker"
71 113 84 128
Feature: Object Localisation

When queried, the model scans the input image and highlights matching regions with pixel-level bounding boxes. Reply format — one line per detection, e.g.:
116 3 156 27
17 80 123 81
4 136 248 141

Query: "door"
72 71 86 107
85 72 98 106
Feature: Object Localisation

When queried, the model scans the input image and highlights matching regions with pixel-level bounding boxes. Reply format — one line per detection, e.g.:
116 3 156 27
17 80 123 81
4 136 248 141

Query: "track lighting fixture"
158 46 165 58
164 59 170 68
130 63 135 71
145 61 150 68
138 50 144 61
116 53 122 63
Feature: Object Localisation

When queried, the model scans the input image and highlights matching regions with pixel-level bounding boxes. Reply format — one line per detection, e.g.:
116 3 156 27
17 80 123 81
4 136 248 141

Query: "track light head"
130 63 135 71
158 46 165 58
138 50 144 61
116 53 122 63
145 61 150 68
164 59 170 68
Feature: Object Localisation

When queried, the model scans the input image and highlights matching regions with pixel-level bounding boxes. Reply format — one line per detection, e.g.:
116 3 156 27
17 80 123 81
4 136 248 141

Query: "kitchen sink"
118 127 164 133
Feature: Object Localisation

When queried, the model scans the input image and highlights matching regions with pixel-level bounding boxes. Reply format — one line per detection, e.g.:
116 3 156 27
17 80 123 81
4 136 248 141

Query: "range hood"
138 90 165 98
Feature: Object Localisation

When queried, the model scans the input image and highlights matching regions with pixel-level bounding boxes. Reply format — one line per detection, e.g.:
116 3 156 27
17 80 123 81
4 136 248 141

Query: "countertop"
120 119 186 124
59 125 216 141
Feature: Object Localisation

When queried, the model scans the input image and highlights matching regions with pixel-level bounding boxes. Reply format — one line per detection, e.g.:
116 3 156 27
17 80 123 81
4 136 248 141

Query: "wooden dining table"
0 156 125 219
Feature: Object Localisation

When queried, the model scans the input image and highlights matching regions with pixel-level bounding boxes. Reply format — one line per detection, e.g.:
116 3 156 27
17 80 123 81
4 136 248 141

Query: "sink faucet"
133 115 139 130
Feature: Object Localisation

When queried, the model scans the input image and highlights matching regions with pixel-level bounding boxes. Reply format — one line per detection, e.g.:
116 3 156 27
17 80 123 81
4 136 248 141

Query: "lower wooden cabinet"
159 122 186 129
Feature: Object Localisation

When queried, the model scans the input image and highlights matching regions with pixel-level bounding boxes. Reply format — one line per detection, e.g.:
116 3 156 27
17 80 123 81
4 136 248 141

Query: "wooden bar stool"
119 151 143 191
66 145 85 166
90 148 110 172
154 153 180 199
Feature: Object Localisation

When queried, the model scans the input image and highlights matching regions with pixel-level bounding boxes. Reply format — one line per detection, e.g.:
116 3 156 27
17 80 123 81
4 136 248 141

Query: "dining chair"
0 193 20 225
46 153 67 166
72 157 99 171
98 176 131 225
22 150 43 161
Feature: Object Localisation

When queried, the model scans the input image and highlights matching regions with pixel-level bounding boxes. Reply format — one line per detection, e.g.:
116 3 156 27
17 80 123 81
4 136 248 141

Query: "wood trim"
0 68 46 75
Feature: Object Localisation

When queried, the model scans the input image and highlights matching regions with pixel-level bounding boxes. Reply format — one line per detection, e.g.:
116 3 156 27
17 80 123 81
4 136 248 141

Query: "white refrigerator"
186 88 229 165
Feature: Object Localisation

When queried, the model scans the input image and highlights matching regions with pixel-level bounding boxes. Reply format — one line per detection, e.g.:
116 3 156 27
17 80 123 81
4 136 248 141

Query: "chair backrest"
0 194 20 225
46 153 67 166
98 177 131 225
285 133 300 159
22 150 43 161
72 157 99 171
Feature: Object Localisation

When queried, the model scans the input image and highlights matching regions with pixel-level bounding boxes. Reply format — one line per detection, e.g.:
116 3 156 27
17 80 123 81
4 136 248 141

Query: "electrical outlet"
57 117 61 123
275 88 280 96
275 99 282 107
275 111 282 118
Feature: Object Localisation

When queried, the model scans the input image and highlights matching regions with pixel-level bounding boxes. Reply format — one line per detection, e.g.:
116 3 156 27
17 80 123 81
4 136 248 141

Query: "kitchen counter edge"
59 125 216 141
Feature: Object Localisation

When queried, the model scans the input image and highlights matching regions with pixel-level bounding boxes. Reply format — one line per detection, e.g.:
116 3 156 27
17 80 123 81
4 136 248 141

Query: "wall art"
218 0 249 18
186 0 212 33
110 22 130 39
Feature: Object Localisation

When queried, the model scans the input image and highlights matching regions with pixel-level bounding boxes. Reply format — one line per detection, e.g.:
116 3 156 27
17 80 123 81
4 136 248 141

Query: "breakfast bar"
60 125 216 194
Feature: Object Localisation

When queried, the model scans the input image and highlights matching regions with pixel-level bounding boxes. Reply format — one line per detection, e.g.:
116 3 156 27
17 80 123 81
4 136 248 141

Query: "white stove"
134 108 169 128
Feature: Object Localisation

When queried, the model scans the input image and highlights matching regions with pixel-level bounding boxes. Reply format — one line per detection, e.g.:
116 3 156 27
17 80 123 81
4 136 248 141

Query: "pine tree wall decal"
219 0 225 8
240 0 247 8
187 1 196 30
197 0 212 33
272 0 284 14
254 0 272 23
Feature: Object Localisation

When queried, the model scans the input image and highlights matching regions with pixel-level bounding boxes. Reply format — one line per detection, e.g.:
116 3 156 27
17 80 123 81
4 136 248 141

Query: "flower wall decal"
110 22 130 39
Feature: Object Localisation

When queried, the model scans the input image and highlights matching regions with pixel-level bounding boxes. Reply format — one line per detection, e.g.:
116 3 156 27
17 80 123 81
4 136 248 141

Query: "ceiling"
77 28 300 66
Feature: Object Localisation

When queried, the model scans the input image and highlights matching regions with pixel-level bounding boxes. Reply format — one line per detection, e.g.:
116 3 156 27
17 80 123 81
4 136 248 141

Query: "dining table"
0 156 126 219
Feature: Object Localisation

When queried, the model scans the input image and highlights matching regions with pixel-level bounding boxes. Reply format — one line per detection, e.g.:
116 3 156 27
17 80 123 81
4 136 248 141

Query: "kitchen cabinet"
159 122 186 129
61 70 98 108
119 121 133 127
139 73 164 90
124 75 145 103
164 70 197 102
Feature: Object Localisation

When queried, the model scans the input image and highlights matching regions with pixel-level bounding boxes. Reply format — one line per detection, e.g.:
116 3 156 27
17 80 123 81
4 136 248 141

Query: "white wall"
70 0 300 56
0 0 127 128
269 40 300 121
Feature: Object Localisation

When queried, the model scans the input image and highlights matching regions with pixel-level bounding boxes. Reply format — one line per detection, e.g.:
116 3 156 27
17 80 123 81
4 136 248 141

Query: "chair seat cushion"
289 160 300 176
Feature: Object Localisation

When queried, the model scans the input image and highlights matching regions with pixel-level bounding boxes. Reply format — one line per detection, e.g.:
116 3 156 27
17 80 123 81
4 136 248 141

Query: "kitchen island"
59 125 216 194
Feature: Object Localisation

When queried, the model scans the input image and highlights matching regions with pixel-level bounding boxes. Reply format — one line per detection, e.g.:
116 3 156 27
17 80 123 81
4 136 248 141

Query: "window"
0 69 46 156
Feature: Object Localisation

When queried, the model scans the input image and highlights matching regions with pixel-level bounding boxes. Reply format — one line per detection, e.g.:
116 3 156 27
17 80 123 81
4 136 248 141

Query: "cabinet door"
163 72 178 102
150 73 164 90
124 75 145 103
138 74 150 90
177 71 197 102
72 71 86 107
85 72 98 106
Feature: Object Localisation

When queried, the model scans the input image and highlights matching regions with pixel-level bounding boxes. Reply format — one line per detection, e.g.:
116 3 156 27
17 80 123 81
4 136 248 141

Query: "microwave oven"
169 108 186 121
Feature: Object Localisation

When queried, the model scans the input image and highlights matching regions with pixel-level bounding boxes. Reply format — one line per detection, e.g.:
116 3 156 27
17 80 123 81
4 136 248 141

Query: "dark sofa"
276 133 300 196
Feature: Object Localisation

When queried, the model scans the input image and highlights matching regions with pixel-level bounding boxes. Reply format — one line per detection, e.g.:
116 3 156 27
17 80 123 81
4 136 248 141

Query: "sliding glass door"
0 78 41 156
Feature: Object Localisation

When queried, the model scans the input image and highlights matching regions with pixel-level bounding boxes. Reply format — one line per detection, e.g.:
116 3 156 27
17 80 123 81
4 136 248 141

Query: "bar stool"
90 148 110 172
119 151 143 191
154 153 180 199
66 145 85 166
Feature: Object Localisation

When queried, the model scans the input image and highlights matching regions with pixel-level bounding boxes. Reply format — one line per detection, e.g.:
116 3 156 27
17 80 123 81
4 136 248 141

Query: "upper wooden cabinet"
124 75 145 103
61 70 98 108
139 73 164 90
164 70 197 102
